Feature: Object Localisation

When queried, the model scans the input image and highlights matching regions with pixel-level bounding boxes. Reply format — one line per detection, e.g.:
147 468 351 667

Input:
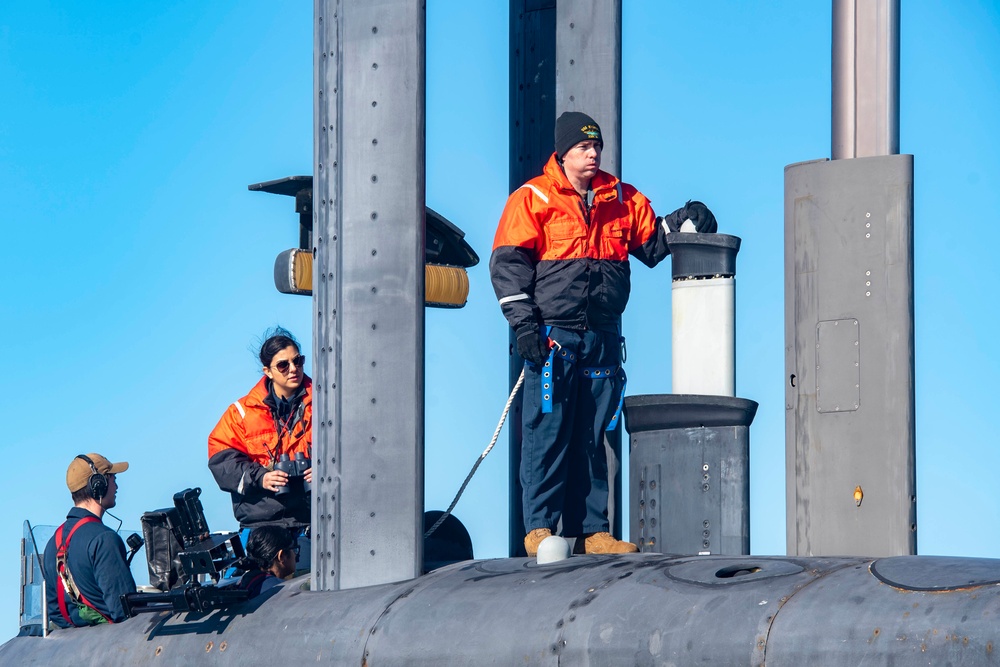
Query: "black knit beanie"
554 111 603 159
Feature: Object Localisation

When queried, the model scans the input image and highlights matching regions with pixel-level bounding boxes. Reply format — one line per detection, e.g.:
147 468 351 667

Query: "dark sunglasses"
272 354 306 374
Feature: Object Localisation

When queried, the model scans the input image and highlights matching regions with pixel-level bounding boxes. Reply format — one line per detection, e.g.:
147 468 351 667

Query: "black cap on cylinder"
666 234 742 280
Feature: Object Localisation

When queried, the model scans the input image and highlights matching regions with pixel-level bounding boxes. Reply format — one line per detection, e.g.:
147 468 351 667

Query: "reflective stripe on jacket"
490 153 675 333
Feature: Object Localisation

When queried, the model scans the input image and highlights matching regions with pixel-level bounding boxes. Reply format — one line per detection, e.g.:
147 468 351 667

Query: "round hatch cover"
870 556 1000 591
667 557 804 586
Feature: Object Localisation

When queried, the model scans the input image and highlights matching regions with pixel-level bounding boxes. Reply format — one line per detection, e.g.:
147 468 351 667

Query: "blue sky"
2 1 999 637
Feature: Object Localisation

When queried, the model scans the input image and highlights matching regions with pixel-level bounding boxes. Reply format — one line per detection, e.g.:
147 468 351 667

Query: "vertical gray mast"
312 0 425 591
508 0 556 556
507 0 622 555
832 0 900 158
556 0 624 540
785 0 914 557
556 2 622 178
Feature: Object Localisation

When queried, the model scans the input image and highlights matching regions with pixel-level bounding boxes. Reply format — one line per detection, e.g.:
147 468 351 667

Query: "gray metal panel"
508 0 556 556
832 0 900 158
313 0 424 591
555 0 621 177
509 0 556 187
630 425 751 556
312 0 342 594
815 318 860 413
784 154 915 557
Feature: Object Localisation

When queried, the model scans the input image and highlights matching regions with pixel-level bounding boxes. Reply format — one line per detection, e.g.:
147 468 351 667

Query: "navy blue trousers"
520 326 623 536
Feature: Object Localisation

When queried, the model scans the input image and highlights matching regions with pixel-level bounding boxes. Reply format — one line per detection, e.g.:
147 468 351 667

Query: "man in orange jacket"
490 111 717 556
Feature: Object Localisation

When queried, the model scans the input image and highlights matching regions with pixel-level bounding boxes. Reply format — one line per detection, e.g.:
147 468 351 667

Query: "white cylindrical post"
672 277 735 396
627 233 752 556
665 233 742 396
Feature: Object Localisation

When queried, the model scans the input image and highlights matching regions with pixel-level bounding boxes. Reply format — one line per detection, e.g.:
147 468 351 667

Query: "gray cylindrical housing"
832 0 900 158
784 155 915 557
6 553 1000 665
626 395 758 556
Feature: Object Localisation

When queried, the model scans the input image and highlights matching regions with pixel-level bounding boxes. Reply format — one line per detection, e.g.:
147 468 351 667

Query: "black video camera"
274 452 311 495
140 488 244 592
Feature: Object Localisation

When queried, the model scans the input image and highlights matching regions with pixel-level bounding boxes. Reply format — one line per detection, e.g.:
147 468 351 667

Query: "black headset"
76 454 108 501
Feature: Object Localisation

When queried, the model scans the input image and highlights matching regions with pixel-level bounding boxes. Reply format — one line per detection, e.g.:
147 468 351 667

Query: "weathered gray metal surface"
832 0 900 159
626 395 756 556
555 0 621 177
767 556 1000 663
508 0 557 556
784 154 915 557
312 0 425 591
5 554 1000 665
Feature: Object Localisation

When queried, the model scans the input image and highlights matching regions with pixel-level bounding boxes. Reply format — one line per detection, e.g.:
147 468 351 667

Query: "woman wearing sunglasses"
236 525 299 598
208 328 313 533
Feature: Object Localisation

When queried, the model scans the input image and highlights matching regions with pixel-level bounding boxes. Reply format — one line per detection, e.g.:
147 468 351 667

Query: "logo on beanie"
581 124 600 139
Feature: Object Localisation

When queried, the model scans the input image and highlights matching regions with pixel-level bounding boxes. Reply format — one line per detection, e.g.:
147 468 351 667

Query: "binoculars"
275 452 312 495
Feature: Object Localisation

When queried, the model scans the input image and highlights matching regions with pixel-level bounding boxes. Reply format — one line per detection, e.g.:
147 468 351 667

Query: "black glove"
682 200 718 233
516 327 551 366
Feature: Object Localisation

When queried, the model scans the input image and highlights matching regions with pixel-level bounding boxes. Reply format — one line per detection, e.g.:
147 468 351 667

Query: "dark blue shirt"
42 507 136 627
237 569 281 598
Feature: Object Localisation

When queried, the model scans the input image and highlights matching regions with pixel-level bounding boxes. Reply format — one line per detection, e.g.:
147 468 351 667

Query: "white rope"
425 369 526 539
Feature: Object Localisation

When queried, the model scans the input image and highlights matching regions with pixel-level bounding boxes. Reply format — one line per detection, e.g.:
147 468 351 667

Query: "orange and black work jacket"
208 376 312 529
491 153 682 334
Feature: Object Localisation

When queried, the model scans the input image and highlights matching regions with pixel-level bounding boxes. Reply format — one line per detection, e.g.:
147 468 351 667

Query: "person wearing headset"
41 453 137 627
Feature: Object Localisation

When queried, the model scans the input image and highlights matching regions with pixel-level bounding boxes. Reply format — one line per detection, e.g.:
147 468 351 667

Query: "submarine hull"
3 553 999 665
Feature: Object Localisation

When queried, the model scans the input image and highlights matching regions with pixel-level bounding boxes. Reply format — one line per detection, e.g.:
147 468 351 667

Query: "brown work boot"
583 532 639 554
524 528 553 557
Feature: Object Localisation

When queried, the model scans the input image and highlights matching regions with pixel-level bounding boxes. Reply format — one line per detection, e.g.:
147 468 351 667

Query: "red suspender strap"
54 523 74 627
55 516 113 625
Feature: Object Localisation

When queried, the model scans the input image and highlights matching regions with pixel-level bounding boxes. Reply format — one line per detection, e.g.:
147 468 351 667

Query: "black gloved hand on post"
516 327 551 366
682 200 718 233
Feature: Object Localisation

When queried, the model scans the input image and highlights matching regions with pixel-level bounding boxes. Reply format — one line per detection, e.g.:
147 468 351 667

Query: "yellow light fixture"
273 249 470 308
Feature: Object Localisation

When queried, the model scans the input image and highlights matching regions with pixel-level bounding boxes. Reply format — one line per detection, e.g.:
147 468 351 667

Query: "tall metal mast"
785 0 914 557
312 0 426 590
832 0 900 158
507 0 623 555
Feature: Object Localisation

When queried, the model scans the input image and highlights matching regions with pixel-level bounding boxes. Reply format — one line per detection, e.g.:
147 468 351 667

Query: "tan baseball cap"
66 453 129 492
